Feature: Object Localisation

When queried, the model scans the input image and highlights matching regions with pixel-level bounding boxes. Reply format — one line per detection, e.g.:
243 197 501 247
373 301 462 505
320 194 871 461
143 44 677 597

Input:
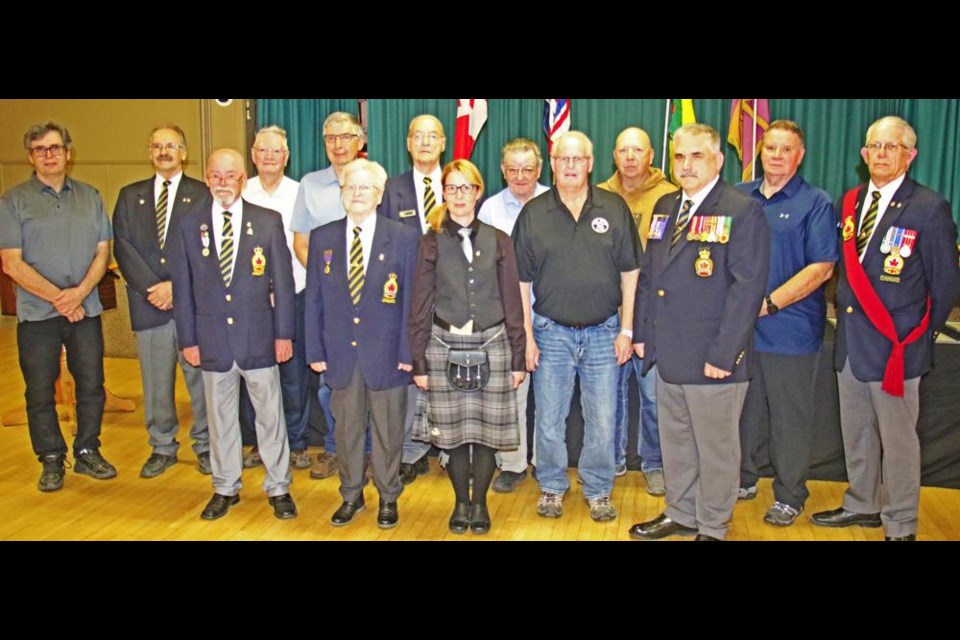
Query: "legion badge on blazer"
323 249 333 274
200 224 210 257
399 209 417 218
252 247 266 276
382 272 399 303
842 216 855 242
695 248 714 277
883 248 904 276
648 214 669 240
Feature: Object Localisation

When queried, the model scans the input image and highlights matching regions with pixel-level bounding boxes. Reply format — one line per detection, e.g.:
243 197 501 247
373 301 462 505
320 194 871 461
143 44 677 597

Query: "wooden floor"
1 321 958 541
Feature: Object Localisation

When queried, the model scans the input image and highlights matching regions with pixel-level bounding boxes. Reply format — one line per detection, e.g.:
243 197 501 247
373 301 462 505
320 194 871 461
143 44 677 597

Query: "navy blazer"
834 178 960 381
170 198 295 373
634 180 770 384
304 216 419 391
112 174 208 331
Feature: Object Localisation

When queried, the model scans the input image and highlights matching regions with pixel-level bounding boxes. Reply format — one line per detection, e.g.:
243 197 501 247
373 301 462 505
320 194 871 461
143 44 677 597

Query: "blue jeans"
615 355 662 471
533 313 619 499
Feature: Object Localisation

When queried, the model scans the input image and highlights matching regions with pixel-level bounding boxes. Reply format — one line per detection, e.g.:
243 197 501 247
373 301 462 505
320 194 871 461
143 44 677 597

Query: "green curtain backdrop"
257 98 960 239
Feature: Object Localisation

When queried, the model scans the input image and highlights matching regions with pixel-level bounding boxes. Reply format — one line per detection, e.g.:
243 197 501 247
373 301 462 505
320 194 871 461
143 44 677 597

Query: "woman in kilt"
408 159 526 535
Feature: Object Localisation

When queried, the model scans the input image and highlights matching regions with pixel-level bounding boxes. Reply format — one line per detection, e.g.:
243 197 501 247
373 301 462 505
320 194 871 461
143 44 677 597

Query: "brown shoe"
290 449 312 469
310 451 338 479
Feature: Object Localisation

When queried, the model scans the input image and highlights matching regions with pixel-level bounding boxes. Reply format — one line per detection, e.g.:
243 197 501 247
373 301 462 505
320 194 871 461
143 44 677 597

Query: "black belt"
433 316 503 333
553 319 605 329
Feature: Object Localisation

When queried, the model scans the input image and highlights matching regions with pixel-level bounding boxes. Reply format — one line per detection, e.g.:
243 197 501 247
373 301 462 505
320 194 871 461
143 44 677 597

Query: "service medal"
323 249 333 274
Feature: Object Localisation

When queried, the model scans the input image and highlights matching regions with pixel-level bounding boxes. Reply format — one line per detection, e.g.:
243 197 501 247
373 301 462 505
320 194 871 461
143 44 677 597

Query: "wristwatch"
765 296 780 315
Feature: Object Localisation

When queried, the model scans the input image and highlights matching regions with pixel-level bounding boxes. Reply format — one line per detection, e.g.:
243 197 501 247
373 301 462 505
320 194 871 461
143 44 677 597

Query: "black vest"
434 223 504 330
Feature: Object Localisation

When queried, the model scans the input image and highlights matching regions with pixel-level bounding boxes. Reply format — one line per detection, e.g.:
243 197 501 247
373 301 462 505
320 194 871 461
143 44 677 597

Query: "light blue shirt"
477 183 550 235
290 166 345 234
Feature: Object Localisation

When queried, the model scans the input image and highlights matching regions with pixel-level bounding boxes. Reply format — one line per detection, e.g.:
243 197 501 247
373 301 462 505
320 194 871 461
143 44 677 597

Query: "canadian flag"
453 99 488 160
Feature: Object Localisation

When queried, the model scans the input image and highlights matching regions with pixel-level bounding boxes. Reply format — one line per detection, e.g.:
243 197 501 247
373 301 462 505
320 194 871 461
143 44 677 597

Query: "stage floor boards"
1 323 958 542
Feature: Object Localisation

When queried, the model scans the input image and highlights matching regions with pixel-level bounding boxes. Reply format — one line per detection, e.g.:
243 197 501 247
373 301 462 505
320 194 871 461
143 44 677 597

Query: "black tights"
445 443 497 506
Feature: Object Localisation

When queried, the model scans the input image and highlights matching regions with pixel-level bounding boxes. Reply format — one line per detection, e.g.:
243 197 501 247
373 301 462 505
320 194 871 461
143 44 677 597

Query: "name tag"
398 209 417 218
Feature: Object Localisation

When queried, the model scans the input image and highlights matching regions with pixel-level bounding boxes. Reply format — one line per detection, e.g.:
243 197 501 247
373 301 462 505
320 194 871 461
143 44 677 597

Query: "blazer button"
354 317 360 325
225 294 232 302
227 317 234 325
350 340 357 347
846 306 854 314
160 257 166 265
657 289 665 297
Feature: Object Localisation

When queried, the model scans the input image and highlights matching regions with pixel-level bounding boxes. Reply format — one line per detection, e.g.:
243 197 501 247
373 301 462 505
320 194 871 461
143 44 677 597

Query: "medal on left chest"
880 225 917 277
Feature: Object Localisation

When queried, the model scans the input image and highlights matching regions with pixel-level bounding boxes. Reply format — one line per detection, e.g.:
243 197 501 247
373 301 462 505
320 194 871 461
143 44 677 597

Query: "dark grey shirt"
0 174 112 321
512 186 640 326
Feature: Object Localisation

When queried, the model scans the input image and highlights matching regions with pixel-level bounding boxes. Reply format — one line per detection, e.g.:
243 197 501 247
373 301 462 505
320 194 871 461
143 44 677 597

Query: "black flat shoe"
449 502 471 534
469 502 491 535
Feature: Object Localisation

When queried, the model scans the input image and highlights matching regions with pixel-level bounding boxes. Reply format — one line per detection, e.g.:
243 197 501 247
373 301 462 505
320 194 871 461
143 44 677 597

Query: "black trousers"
17 315 105 457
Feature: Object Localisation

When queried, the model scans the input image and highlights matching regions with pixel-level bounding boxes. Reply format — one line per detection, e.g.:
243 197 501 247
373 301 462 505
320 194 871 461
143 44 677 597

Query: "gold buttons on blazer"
354 317 360 325
846 306 854 314
225 294 232 302
160 257 166 265
657 289 665 297
227 317 234 325
350 340 358 347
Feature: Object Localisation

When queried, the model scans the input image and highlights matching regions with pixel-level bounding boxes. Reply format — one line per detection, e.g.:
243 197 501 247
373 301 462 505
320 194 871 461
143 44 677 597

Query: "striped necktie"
423 176 436 221
157 179 170 248
858 190 882 257
220 211 235 287
349 226 364 306
671 199 693 248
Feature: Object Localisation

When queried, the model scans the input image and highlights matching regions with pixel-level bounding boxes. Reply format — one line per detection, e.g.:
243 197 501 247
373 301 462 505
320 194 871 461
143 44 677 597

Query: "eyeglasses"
30 144 66 157
443 184 477 196
208 173 242 185
866 142 911 153
254 147 286 156
149 143 184 153
553 155 590 166
323 133 359 144
411 132 442 144
504 166 537 178
343 184 376 194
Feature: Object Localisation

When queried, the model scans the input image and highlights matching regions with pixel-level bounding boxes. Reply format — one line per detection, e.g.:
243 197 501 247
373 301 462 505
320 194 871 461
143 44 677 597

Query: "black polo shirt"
512 186 639 326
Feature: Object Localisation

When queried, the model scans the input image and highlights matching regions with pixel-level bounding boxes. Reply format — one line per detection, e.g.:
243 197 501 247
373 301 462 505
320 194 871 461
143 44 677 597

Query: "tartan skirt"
412 322 520 450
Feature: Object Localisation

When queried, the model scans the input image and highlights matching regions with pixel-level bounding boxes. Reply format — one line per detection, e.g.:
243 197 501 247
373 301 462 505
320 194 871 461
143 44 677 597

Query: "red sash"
840 186 930 397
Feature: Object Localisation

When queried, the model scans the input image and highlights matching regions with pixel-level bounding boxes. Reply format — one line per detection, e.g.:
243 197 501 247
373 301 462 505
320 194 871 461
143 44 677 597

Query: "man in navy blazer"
306 159 419 528
812 116 960 540
377 114 447 484
629 123 770 541
170 148 298 521
113 125 210 479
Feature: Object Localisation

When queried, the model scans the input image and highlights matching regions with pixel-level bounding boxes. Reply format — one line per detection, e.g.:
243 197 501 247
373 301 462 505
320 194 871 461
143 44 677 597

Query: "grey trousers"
739 350 820 509
838 359 921 537
658 372 748 540
203 363 291 497
136 320 209 456
330 366 406 503
498 372 531 473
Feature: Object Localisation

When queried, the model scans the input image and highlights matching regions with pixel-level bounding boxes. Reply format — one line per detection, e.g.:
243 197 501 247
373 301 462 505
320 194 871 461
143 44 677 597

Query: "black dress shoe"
377 500 399 529
885 534 916 541
628 513 697 540
449 502 471 534
469 502 491 534
695 534 721 541
331 495 365 526
201 493 239 520
810 507 882 528
269 493 298 519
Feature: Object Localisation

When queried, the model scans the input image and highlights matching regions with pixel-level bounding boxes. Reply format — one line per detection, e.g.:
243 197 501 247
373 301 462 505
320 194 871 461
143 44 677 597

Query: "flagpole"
661 99 671 173
750 98 757 181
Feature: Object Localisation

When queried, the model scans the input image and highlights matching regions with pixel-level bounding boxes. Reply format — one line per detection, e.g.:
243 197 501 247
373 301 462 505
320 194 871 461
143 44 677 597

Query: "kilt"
412 322 520 450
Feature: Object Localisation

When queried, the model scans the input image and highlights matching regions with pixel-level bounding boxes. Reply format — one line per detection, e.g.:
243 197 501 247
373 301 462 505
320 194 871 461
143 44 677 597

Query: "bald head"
614 127 654 181
407 114 446 172
206 148 247 208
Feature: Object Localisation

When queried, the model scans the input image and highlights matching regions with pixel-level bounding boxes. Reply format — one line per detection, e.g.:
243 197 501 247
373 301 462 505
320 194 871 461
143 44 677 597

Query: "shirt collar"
868 173 906 202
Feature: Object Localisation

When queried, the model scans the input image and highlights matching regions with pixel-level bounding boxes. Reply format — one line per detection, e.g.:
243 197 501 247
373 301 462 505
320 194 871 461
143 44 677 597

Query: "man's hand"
276 339 293 363
633 342 645 359
615 333 633 365
183 346 201 367
512 371 526 389
398 363 413 372
65 307 85 323
414 375 429 390
526 336 540 372
704 363 731 379
53 287 85 316
310 361 327 373
146 281 174 311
